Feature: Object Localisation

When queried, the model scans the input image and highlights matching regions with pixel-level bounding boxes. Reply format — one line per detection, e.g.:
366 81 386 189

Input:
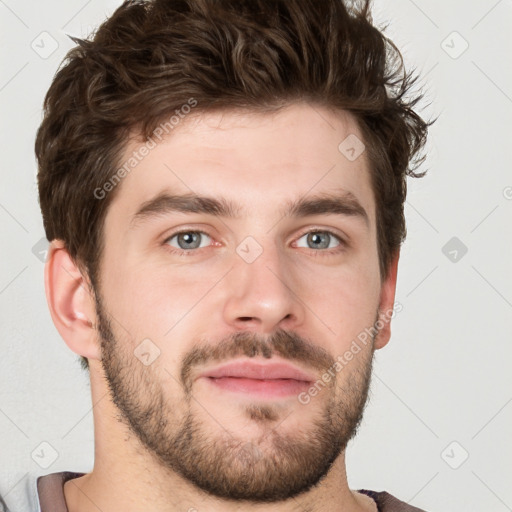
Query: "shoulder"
358 489 428 512
37 471 86 511
0 494 9 512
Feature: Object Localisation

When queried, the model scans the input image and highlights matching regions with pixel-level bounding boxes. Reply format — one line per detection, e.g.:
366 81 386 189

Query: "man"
30 0 433 510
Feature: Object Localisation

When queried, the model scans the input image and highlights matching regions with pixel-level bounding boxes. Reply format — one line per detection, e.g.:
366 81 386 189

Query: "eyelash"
162 228 347 257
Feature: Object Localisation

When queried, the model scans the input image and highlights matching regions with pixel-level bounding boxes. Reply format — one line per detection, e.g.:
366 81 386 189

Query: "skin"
45 103 399 512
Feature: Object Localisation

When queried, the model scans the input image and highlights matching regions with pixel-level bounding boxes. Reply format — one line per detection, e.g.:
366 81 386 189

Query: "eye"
295 230 343 250
164 230 212 251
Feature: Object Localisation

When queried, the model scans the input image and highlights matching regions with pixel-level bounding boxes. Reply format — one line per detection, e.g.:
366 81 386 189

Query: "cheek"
100 259 217 342
296 258 381 344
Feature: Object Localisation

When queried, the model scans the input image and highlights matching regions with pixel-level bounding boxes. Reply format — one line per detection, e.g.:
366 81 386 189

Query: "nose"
221 241 305 333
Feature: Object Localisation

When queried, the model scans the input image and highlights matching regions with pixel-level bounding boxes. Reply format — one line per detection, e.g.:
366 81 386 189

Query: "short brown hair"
35 0 433 371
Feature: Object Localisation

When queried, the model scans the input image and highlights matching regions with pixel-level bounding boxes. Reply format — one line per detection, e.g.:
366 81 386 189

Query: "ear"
44 240 101 362
374 250 400 350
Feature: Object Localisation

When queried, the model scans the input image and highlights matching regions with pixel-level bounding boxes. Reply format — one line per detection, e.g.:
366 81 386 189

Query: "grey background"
1 0 511 510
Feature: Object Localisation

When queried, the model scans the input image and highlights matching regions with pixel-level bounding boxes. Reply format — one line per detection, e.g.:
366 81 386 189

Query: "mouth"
197 359 315 398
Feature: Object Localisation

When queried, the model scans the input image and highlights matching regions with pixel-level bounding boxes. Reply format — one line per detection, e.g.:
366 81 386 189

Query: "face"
94 103 390 502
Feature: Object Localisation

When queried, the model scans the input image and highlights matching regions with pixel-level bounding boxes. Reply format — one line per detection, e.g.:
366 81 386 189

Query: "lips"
198 359 315 383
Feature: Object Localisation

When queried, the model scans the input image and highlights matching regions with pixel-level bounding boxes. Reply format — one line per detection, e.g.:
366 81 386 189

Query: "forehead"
106 103 375 228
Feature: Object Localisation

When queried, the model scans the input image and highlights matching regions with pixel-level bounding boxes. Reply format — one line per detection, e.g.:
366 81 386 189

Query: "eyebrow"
129 190 369 229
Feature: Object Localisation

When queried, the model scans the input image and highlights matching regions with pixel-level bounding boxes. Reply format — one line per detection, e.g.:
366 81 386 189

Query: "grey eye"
166 231 211 250
296 231 341 250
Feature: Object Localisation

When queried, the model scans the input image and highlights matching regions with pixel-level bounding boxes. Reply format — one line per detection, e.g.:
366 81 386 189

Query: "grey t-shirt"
34 471 428 512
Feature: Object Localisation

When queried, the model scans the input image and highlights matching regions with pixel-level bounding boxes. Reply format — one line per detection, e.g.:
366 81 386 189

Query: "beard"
95 292 376 504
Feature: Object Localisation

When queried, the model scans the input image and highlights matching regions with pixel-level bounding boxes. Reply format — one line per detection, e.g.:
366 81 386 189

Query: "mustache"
180 328 335 394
